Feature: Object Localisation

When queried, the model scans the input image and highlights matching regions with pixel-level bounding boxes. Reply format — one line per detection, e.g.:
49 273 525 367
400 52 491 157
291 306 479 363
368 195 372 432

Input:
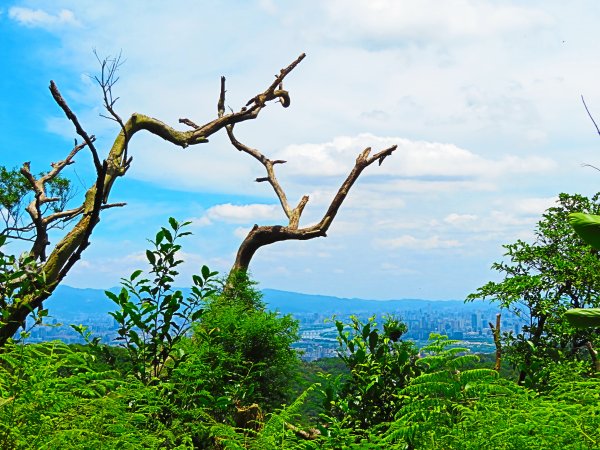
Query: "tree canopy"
468 192 600 385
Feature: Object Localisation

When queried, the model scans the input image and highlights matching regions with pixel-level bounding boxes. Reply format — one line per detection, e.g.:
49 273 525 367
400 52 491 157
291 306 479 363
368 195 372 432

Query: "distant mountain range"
44 285 488 320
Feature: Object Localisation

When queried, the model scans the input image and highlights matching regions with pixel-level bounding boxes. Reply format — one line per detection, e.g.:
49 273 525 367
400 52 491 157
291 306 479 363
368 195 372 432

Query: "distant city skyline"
27 285 517 361
2 2 600 300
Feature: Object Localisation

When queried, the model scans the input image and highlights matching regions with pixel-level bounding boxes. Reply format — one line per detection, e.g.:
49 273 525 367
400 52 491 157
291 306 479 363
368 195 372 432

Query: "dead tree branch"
225 127 397 274
0 54 305 346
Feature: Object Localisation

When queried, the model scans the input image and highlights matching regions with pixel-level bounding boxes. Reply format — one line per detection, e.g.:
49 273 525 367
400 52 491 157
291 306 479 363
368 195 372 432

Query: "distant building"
471 313 478 330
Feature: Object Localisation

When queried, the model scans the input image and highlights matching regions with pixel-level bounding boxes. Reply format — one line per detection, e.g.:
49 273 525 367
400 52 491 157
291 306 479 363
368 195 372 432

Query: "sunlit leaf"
565 308 600 328
568 212 600 250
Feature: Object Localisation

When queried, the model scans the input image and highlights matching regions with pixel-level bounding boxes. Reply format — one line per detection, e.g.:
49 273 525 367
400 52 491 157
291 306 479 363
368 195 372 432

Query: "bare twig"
94 51 130 166
218 76 226 118
227 125 294 223
190 53 306 139
582 95 600 136
178 118 200 129
582 163 600 173
49 81 102 174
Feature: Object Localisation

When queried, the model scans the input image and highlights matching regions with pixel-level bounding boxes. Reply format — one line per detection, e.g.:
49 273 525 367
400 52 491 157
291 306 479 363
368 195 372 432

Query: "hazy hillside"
47 285 479 320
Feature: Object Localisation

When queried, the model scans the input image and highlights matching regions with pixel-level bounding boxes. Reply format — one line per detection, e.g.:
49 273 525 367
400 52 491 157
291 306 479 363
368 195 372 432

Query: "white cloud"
377 235 462 250
525 129 548 145
380 262 419 274
322 0 553 44
512 196 558 216
275 133 557 182
444 213 478 226
233 226 251 239
257 0 277 14
196 203 282 225
9 7 80 28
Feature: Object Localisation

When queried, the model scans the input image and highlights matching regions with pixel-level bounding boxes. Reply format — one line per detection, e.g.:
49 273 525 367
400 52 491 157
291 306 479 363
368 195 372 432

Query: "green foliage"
0 340 171 449
0 233 49 337
209 386 318 450
387 334 500 448
422 361 600 450
0 263 299 448
564 308 600 328
467 192 600 386
567 213 600 330
0 165 74 237
107 218 218 384
0 167 29 223
220 269 266 310
175 272 300 414
569 212 600 250
292 358 350 426
322 315 418 431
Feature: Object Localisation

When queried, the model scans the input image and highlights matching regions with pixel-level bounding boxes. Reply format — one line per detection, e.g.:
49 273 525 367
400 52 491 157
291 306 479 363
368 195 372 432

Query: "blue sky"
2 1 600 300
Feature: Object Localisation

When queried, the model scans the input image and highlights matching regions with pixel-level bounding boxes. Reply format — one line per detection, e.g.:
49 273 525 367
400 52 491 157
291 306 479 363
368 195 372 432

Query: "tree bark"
518 314 546 385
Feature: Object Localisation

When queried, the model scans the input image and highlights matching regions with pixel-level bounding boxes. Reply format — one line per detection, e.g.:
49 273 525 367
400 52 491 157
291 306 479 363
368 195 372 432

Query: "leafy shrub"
321 315 418 432
107 217 217 384
174 271 300 416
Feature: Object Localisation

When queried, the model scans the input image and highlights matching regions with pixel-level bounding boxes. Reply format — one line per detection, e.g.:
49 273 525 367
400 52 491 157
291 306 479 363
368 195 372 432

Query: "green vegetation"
4 50 600 448
467 193 600 386
2 195 600 448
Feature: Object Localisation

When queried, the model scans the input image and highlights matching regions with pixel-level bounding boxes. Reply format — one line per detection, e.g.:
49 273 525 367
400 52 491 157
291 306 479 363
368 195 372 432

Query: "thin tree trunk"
488 313 501 372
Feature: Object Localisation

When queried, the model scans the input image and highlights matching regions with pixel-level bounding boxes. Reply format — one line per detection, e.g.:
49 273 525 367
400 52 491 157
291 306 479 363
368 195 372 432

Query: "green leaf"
168 217 178 230
192 274 204 287
565 308 600 328
191 309 204 321
146 250 156 265
129 329 141 346
105 290 119 304
162 228 173 243
362 323 371 340
568 212 600 250
130 269 143 281
201 265 211 280
368 330 379 354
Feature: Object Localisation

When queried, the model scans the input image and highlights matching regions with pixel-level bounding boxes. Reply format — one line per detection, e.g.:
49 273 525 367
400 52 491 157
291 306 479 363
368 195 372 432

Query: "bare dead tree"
225 125 397 276
0 53 305 346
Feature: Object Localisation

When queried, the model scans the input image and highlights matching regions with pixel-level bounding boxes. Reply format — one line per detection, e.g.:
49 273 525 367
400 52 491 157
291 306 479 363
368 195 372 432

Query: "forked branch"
226 130 397 273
